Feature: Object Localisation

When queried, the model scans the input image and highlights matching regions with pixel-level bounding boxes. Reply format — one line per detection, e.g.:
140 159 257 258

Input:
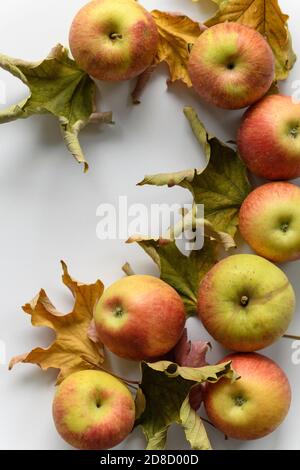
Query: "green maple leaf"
136 360 239 450
139 107 251 237
0 44 113 171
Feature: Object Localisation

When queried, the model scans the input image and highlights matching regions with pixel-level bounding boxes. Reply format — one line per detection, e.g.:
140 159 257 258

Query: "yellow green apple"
69 0 158 81
94 275 186 361
204 353 291 440
52 370 135 450
188 22 275 109
238 95 300 180
198 254 295 351
240 182 300 263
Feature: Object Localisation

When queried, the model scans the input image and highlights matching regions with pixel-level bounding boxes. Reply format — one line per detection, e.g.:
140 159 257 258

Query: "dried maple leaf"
151 11 206 86
0 44 113 171
201 0 296 81
9 261 104 384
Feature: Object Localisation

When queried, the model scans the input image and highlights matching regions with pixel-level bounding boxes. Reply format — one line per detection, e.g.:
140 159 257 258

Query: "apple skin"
204 353 291 440
197 254 295 352
69 0 159 81
52 370 135 450
238 95 300 180
240 182 300 263
94 275 186 361
187 22 275 109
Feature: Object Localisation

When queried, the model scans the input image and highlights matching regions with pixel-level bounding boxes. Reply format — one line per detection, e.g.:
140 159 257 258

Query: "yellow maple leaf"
203 0 296 80
151 10 205 86
9 261 104 384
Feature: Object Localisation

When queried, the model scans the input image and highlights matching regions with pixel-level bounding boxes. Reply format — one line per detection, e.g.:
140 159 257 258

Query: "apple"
94 275 186 361
69 0 159 81
238 94 300 180
52 370 135 450
197 254 295 351
204 353 291 440
188 22 275 109
240 182 300 263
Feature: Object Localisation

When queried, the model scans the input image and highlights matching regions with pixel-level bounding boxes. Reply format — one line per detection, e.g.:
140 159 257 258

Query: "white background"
0 0 299 450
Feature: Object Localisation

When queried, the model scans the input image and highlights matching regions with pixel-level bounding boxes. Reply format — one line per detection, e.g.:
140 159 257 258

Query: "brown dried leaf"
151 11 206 86
9 261 104 384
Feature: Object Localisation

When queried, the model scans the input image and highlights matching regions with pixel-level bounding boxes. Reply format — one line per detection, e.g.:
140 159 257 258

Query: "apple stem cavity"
227 62 235 70
280 222 289 233
240 295 249 307
234 395 247 407
114 306 124 317
289 126 299 139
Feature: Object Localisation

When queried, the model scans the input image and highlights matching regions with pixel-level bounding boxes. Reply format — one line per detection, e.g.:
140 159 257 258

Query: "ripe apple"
198 254 295 351
188 23 275 109
238 95 300 180
52 370 135 450
69 0 158 81
204 353 291 440
240 182 300 263
94 275 186 361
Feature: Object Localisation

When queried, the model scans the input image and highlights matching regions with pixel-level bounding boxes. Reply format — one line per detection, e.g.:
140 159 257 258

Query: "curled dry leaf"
9 262 105 385
162 211 235 251
139 107 251 237
0 44 113 171
151 11 206 87
201 0 296 81
174 329 210 368
174 329 211 411
131 63 158 104
136 360 239 450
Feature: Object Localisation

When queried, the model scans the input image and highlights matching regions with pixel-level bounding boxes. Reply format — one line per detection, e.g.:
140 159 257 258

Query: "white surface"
0 0 299 450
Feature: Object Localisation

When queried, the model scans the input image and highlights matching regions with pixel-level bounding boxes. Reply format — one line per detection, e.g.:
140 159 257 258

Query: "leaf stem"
200 416 228 440
283 334 300 340
122 262 136 276
81 355 140 387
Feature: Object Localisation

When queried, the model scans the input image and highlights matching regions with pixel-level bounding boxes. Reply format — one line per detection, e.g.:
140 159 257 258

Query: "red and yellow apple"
204 353 291 440
240 182 300 263
198 254 295 351
238 94 300 180
52 370 135 450
69 0 158 81
188 23 275 109
94 275 186 361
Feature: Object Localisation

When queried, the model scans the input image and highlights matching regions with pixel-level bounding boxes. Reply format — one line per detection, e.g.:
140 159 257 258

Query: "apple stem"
240 295 249 307
110 32 123 40
290 127 299 139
